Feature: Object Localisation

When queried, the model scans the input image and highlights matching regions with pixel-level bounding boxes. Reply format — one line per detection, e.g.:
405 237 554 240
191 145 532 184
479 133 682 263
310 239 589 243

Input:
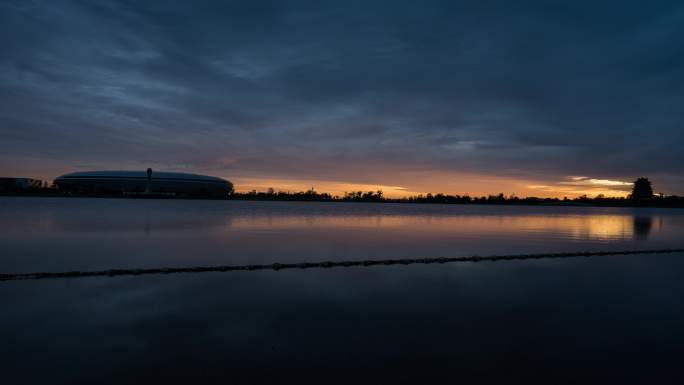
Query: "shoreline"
2 192 683 209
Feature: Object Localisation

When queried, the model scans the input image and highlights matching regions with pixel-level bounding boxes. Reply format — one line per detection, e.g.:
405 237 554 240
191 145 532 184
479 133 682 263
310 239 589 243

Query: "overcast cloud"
1 0 683 196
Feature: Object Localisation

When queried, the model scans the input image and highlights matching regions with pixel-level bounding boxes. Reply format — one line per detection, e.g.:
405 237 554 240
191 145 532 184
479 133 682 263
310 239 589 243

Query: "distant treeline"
231 189 684 208
3 177 683 208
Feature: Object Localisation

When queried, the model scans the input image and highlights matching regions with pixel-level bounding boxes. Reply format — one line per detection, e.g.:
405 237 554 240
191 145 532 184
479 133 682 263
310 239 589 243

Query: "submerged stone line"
1 248 683 282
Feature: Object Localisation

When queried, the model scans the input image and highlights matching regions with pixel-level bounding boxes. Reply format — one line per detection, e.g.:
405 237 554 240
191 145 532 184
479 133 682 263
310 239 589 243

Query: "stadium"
54 169 233 198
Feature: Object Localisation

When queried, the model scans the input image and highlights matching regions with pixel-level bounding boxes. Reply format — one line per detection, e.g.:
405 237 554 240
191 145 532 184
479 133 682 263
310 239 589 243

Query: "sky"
1 0 683 198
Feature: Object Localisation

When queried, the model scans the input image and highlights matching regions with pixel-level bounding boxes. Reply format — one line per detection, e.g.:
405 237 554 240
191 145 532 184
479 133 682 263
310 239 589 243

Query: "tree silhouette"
631 177 654 200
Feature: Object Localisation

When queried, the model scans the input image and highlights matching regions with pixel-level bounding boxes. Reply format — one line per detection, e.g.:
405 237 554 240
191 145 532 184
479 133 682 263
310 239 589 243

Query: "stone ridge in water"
1 248 682 282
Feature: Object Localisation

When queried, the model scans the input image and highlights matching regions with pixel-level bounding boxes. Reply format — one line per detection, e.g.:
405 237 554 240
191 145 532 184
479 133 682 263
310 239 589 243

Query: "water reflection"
12 209 660 242
49 206 234 234
3 254 684 382
2 198 684 383
0 198 673 242
1 199 234 233
633 216 653 240
229 214 651 242
0 198 682 274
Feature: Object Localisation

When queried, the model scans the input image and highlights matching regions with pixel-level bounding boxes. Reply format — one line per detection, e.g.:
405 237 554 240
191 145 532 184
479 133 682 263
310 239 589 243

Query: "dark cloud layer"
1 0 683 194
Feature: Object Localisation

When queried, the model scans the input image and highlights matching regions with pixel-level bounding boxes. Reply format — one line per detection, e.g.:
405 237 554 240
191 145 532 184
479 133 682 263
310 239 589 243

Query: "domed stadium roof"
54 169 233 198
56 170 227 183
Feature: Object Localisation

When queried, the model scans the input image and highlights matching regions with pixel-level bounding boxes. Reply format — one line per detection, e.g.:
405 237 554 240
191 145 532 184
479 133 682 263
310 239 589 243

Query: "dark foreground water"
1 197 684 383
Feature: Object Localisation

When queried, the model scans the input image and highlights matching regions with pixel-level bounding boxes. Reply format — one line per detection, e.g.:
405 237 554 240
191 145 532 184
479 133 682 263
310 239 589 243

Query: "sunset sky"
1 1 683 198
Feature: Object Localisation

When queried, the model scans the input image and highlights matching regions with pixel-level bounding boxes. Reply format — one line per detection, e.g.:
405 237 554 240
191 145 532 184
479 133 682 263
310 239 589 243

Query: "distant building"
0 177 43 192
54 169 233 198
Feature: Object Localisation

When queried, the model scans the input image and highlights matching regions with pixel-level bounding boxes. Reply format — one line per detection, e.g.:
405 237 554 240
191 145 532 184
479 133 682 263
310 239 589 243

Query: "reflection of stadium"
54 169 233 198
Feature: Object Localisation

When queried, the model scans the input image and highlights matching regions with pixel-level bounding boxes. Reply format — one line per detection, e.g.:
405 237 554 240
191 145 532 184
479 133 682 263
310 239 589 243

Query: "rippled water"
1 197 684 383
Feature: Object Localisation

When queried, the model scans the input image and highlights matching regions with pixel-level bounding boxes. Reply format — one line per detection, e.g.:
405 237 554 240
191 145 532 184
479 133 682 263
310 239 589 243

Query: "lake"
1 197 684 383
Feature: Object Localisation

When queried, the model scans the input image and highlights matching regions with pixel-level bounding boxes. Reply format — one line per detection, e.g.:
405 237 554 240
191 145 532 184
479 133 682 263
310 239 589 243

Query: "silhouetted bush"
631 177 654 201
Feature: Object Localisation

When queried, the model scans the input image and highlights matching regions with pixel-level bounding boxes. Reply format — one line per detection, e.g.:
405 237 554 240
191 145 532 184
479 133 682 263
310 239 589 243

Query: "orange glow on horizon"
231 177 424 198
0 157 638 199
230 174 633 199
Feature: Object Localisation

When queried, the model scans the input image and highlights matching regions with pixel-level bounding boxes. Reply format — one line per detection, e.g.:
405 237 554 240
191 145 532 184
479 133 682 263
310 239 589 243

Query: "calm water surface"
1 197 684 383
2 197 682 272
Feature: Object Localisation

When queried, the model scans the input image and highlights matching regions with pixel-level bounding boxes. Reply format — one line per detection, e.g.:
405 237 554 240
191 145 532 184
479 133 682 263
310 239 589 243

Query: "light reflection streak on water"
227 214 664 242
